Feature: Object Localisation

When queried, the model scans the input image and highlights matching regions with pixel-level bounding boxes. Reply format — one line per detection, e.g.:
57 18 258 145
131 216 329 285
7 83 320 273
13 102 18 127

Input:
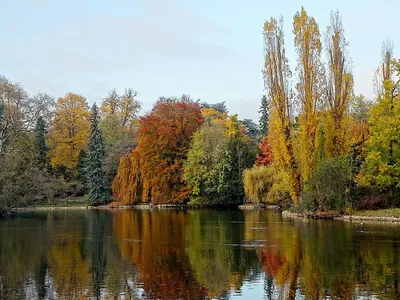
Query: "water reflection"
1 209 400 299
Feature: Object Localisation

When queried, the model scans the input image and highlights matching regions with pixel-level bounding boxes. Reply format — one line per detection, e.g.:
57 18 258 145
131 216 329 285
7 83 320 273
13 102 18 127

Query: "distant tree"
120 89 140 128
240 119 260 140
259 95 269 136
48 93 89 170
350 95 373 122
34 116 48 169
101 89 119 115
86 104 108 206
100 88 141 145
200 101 228 114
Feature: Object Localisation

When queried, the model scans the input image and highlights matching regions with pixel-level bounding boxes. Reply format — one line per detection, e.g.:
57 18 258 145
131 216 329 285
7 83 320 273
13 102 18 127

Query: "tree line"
244 8 400 212
1 7 399 212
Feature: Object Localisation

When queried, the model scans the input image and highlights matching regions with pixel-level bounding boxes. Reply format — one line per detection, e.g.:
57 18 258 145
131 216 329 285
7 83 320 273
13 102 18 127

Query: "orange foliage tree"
256 137 273 166
112 96 204 204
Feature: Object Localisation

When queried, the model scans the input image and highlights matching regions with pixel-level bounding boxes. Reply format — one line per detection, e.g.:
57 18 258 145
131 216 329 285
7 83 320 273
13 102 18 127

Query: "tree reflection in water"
0 209 400 299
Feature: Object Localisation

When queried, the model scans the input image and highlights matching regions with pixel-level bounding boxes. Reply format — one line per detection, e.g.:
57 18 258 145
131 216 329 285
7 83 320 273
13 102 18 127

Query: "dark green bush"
302 157 352 212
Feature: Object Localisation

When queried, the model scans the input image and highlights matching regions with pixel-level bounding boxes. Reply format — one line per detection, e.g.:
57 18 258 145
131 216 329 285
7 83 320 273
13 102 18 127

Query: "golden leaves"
48 93 89 169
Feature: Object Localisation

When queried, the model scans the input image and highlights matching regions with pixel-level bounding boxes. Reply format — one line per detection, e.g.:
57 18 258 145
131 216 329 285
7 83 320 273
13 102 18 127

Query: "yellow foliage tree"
48 93 89 169
293 7 322 182
263 16 302 202
323 11 354 158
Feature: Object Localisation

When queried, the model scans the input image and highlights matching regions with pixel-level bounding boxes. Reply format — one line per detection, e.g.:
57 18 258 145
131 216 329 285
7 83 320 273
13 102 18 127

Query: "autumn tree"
348 95 372 176
113 96 204 204
293 7 323 182
259 95 269 136
100 88 141 145
184 123 230 204
256 137 273 166
263 16 302 201
99 89 140 192
364 46 400 197
323 10 354 158
86 104 109 206
48 93 89 171
119 89 139 128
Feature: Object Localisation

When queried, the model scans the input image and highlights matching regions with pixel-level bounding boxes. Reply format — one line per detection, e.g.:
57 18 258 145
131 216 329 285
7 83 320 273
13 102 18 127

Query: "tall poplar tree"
263 16 302 202
86 103 108 206
323 10 353 158
293 7 323 182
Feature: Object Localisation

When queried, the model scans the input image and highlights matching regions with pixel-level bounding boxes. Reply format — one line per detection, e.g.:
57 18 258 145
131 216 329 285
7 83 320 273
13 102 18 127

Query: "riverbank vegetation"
1 7 400 215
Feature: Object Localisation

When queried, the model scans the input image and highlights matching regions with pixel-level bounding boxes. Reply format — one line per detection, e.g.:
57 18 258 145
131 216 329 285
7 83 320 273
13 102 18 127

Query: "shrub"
243 165 290 205
351 186 390 210
302 157 352 212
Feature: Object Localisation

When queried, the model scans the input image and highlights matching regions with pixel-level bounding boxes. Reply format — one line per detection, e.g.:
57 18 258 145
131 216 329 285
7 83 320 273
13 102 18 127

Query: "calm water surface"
1 209 400 299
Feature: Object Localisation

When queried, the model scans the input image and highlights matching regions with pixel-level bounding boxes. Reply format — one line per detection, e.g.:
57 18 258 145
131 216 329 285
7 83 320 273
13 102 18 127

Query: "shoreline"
12 205 400 223
14 203 273 212
282 210 400 223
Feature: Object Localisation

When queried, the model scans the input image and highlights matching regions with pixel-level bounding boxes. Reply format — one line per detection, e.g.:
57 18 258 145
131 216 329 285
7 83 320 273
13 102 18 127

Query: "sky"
1 0 399 121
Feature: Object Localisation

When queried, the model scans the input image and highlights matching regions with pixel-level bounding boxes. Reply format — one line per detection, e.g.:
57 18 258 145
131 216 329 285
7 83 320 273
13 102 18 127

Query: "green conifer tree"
259 95 269 136
76 149 87 185
86 103 109 206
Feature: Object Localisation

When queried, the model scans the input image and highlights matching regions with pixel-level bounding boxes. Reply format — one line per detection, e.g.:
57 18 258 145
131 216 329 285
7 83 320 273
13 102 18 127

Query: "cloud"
18 0 243 76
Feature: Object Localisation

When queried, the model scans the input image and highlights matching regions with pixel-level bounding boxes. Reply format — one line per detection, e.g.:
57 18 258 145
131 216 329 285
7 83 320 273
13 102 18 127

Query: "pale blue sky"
1 0 399 120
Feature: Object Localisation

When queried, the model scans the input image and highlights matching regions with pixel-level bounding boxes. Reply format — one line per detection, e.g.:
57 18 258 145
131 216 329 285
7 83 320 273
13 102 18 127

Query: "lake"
0 209 399 299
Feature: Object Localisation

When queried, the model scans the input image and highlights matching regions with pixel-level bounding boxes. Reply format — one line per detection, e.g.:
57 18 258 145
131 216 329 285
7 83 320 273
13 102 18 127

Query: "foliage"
243 165 290 205
240 119 260 140
102 137 136 193
184 123 230 205
323 10 354 158
222 136 258 204
34 116 48 169
113 96 204 204
101 88 141 129
200 101 228 114
364 97 400 192
350 94 373 122
112 151 142 205
256 137 273 166
302 157 352 211
363 49 400 197
293 7 322 183
263 16 302 203
48 93 89 170
86 104 109 206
